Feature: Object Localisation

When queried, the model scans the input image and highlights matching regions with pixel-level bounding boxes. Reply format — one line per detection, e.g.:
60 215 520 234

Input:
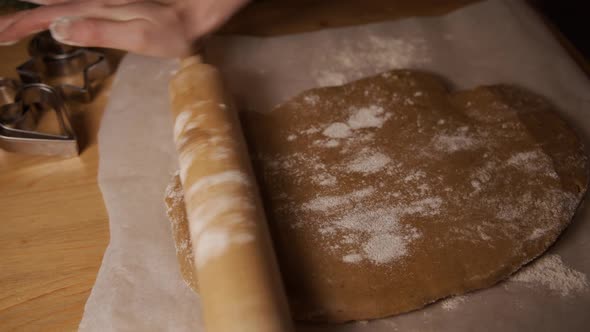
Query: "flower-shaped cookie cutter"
17 31 110 102
0 77 78 157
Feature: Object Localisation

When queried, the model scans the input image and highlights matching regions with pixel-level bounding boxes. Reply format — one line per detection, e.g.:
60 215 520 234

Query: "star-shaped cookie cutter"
0 77 78 157
17 31 110 102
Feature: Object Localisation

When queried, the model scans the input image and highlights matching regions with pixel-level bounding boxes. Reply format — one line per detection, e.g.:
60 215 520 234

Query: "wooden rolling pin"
169 56 294 332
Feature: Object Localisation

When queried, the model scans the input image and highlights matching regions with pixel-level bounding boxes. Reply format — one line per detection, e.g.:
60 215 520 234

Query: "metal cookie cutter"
17 31 110 102
0 78 78 157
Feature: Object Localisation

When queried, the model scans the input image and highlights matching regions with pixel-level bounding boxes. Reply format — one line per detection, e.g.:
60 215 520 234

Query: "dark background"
529 0 589 71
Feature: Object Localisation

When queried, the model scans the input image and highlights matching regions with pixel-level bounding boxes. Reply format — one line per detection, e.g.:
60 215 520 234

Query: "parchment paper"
81 0 590 331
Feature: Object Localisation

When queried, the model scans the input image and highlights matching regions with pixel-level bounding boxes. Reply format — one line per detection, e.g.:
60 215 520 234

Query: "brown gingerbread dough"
165 70 588 322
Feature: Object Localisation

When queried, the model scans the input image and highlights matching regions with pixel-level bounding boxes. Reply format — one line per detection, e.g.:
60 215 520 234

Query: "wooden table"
0 1 581 330
0 36 113 330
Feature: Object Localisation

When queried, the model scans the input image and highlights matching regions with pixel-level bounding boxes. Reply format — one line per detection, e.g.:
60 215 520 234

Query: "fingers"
0 2 96 43
50 16 191 57
0 1 170 43
21 0 140 5
21 0 69 5
0 10 30 34
0 10 33 44
0 0 245 57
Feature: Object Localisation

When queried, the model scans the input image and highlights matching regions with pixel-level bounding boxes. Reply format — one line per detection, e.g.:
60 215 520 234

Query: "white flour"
323 122 353 138
165 171 184 215
439 253 589 312
510 254 589 297
313 35 430 87
262 99 438 264
347 105 390 129
172 96 259 270
303 187 375 212
165 173 257 270
346 150 392 174
432 131 479 153
362 233 411 264
506 150 559 179
343 253 363 263
440 295 467 311
330 206 422 264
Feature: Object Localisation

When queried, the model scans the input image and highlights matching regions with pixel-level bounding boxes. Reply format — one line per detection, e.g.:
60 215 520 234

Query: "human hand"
0 0 249 57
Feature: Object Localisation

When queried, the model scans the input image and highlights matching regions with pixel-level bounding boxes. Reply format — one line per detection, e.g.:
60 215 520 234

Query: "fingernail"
50 16 77 42
0 40 18 46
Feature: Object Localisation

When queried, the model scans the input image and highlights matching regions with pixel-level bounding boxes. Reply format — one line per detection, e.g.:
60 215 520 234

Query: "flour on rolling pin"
173 109 255 268
169 56 293 332
171 59 256 267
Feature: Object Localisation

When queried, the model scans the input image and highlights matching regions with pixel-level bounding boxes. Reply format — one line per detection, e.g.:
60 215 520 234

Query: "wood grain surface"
2 1 583 330
0 36 112 330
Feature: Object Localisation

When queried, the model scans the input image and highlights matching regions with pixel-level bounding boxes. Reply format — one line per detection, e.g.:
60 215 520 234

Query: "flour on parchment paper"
313 35 430 87
438 254 589 311
509 254 589 297
440 295 467 311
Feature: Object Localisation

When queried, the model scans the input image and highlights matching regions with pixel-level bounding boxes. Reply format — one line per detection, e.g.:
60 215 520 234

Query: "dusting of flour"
313 35 430 87
437 254 589 310
509 254 589 297
440 295 467 311
346 149 391 174
262 100 443 265
257 72 582 271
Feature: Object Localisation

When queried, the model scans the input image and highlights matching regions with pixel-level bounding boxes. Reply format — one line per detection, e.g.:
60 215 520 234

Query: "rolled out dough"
165 70 588 322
